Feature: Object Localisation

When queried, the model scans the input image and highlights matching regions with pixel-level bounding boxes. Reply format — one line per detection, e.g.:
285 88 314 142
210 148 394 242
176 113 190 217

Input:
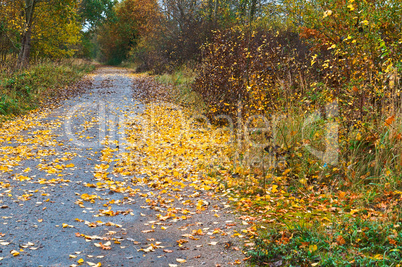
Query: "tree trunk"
17 0 36 68
18 26 32 68
249 0 257 22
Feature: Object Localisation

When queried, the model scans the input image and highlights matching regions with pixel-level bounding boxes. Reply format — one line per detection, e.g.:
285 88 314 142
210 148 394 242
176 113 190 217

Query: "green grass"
0 59 94 120
248 218 402 266
120 61 139 70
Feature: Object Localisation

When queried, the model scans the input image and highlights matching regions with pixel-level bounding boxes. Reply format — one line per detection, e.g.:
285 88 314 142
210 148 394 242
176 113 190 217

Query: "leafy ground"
0 66 248 266
1 64 402 267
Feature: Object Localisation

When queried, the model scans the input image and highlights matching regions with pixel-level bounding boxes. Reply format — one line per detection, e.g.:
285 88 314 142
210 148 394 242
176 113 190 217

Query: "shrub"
193 27 311 119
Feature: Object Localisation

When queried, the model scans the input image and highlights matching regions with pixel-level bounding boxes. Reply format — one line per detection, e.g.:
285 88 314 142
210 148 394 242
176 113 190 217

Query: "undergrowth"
0 59 94 120
249 219 402 266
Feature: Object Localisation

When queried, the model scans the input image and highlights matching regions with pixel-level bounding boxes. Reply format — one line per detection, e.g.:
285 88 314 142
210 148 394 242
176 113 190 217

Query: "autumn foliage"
97 0 162 65
193 28 310 118
0 0 81 66
1 0 402 265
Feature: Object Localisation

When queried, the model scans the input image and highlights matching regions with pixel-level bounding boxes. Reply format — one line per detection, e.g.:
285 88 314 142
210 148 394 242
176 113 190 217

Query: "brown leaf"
336 235 346 245
176 239 188 244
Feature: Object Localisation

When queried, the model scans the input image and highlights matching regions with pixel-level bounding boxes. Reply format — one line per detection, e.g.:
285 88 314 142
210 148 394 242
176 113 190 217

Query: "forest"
1 0 402 265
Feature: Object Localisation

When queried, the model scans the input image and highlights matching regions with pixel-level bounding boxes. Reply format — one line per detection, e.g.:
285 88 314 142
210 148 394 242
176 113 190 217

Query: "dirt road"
0 67 245 266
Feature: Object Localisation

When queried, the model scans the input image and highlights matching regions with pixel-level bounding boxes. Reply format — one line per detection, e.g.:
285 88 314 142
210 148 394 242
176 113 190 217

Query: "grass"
249 218 402 266
120 61 139 70
0 58 94 120
155 69 402 265
229 107 402 266
155 65 205 112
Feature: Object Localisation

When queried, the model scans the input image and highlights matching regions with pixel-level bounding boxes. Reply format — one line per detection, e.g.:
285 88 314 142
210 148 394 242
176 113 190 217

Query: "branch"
3 31 19 51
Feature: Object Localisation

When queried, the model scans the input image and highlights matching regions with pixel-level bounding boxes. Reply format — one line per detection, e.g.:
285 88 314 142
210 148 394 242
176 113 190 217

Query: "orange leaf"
385 115 395 126
336 235 346 245
338 191 346 199
352 86 358 92
100 242 111 250
299 242 310 248
389 238 397 246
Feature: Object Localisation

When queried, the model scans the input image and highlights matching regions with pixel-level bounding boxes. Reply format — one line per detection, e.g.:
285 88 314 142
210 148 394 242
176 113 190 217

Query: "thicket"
96 0 266 72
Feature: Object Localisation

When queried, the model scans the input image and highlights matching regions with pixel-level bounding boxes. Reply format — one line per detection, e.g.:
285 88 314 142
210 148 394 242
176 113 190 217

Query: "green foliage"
249 219 402 266
79 0 117 29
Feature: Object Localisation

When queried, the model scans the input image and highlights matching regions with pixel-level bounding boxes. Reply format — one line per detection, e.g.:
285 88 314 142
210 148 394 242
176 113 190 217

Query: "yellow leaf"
10 250 19 256
350 209 359 215
271 185 278 193
323 10 332 18
309 244 317 252
374 254 383 260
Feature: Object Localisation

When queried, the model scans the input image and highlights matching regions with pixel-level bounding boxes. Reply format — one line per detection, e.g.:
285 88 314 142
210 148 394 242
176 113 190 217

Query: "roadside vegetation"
0 59 94 120
0 0 112 119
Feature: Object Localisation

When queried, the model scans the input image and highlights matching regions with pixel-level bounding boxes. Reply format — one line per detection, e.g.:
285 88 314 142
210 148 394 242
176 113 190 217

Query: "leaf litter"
0 68 245 266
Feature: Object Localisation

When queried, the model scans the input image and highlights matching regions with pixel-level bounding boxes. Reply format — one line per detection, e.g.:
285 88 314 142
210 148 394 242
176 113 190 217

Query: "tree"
79 0 117 30
13 0 80 67
98 0 161 65
0 0 23 62
32 1 81 58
